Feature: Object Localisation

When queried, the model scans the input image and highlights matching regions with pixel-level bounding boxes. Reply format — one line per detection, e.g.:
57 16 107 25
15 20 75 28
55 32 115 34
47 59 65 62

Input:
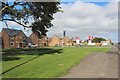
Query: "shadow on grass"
2 56 20 61
2 48 63 61
1 48 63 75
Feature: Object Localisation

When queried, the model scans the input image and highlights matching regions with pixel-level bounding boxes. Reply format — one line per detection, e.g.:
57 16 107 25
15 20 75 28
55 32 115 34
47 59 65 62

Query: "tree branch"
0 2 25 15
0 6 8 14
2 19 31 28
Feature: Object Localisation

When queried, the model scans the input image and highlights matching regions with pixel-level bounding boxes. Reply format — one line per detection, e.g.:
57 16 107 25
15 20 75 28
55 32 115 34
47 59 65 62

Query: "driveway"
61 46 118 78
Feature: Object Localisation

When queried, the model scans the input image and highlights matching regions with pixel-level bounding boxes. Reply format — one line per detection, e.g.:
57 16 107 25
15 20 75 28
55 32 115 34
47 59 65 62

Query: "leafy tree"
0 1 61 37
92 37 106 43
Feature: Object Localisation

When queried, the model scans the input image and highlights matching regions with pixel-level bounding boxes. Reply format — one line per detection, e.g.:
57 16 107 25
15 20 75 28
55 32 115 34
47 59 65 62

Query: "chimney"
63 30 66 37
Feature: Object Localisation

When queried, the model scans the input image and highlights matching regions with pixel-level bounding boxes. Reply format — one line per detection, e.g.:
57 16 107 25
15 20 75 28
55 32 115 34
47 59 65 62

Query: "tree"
92 37 106 43
0 1 61 37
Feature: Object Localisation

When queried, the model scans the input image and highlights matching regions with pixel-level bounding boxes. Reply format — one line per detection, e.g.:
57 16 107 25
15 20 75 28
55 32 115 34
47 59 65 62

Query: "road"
61 46 118 78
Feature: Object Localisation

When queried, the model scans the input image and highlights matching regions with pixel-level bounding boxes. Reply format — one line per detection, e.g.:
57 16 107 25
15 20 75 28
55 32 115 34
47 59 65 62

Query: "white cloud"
0 1 118 42
47 1 118 42
0 21 32 36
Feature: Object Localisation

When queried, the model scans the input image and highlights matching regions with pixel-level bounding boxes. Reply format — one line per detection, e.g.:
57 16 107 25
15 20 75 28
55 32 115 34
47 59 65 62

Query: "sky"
0 0 118 42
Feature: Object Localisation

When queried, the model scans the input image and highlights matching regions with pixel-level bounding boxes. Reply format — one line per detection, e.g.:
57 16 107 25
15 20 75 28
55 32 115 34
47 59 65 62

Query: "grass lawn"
2 47 110 78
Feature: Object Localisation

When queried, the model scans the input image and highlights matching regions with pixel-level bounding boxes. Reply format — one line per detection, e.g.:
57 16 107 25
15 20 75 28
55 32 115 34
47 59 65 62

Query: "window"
10 42 14 46
23 40 26 42
23 43 26 47
20 36 22 39
10 36 14 40
23 43 26 45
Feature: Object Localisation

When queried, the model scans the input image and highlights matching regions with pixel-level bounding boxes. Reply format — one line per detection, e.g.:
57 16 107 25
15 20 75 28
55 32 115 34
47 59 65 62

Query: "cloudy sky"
47 1 118 42
0 0 118 42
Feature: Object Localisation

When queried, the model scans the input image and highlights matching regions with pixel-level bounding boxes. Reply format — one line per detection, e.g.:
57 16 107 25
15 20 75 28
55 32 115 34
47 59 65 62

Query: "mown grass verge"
2 47 110 78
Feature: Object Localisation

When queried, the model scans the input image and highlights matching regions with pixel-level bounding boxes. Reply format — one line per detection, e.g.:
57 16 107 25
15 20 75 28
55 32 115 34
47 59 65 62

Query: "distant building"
49 35 74 47
61 36 71 46
1 28 112 48
49 35 61 46
101 39 111 46
29 33 49 47
39 36 49 47
71 38 76 46
29 32 39 46
88 35 95 46
1 28 28 48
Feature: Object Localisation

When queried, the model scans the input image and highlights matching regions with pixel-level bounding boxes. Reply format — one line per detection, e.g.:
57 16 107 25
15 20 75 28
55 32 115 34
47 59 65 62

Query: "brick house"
69 38 75 46
39 36 49 47
29 32 39 46
49 35 61 46
61 36 71 46
1 28 28 48
29 33 49 47
49 35 74 47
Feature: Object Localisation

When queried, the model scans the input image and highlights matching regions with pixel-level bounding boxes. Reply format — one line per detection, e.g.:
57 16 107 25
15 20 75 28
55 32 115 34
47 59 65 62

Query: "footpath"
62 46 118 78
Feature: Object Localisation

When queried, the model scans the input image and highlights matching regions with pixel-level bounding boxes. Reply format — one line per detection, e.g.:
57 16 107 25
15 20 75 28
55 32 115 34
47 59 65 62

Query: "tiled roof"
3 28 21 37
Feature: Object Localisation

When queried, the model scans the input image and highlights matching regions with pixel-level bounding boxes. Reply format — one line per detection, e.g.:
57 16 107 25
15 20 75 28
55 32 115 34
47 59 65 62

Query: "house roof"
51 35 61 39
3 28 21 37
63 36 69 40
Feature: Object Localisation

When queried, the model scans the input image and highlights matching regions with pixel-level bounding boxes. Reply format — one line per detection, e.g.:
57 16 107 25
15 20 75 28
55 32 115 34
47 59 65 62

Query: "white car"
28 44 38 48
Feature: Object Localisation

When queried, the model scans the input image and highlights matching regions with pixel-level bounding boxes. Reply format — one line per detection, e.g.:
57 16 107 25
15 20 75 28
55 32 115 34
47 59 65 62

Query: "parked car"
28 44 38 48
55 44 61 47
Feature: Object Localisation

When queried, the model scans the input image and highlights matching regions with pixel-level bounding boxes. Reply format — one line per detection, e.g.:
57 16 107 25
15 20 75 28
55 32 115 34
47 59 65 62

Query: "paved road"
62 46 118 78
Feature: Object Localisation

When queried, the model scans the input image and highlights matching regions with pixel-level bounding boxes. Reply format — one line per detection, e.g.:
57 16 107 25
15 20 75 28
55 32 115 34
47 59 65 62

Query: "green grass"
2 47 110 78
2 55 37 73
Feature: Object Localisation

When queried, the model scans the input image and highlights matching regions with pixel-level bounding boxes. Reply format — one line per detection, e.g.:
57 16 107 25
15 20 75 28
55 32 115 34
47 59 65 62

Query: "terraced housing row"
0 28 76 49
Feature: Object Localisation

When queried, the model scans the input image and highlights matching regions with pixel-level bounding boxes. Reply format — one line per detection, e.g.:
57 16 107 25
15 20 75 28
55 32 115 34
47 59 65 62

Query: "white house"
101 40 111 46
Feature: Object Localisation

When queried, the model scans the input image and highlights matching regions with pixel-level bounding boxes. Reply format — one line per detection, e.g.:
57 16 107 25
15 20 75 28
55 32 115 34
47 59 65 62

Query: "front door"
19 43 22 48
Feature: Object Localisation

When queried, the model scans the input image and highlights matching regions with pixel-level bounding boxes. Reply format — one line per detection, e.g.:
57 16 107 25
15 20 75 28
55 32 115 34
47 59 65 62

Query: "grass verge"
2 47 110 78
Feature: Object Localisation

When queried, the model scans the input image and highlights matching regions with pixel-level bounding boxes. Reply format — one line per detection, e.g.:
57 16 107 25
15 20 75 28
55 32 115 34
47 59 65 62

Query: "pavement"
61 46 118 78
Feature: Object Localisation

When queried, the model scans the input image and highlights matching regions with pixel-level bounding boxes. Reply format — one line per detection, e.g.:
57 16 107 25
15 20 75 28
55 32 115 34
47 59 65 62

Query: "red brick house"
29 33 49 47
61 36 71 46
49 36 74 47
1 28 28 48
39 36 49 47
49 35 61 46
29 32 39 46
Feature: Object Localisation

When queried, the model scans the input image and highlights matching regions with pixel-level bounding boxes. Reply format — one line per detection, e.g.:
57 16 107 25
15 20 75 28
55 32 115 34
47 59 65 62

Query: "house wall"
14 31 27 48
39 36 48 47
62 37 70 46
30 33 49 47
69 39 74 46
49 36 60 46
2 29 10 48
2 29 28 49
29 33 39 46
95 43 101 46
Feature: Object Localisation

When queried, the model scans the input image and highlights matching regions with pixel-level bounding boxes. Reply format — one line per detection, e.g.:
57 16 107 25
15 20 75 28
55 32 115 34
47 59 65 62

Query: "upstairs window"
19 36 22 39
23 40 26 42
